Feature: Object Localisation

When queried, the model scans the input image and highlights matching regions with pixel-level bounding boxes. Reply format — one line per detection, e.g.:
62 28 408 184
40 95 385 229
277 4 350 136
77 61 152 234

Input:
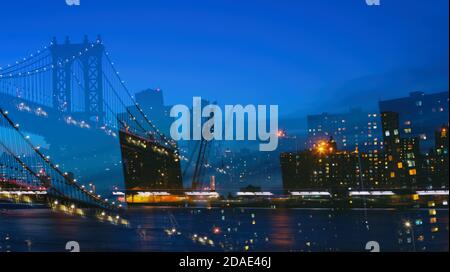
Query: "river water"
0 207 448 252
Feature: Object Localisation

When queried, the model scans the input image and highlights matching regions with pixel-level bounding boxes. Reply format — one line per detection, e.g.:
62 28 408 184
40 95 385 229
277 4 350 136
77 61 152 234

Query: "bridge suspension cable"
0 38 185 211
103 51 178 150
0 39 177 151
0 108 118 211
0 44 51 73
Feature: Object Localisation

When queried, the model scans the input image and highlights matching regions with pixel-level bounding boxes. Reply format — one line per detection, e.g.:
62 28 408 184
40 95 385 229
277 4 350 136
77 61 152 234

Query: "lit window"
409 169 417 176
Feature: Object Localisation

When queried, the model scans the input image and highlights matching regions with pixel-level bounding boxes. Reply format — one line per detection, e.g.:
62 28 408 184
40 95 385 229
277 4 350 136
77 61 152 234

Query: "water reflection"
0 207 448 252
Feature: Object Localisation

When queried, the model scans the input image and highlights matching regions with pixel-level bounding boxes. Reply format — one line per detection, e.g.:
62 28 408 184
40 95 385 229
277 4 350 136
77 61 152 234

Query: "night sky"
0 0 448 117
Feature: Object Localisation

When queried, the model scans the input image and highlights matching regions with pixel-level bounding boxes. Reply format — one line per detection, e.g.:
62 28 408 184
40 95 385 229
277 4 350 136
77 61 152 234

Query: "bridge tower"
50 36 104 123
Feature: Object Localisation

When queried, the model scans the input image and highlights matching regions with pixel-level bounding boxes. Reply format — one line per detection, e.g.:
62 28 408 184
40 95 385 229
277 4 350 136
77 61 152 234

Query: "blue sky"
0 0 448 116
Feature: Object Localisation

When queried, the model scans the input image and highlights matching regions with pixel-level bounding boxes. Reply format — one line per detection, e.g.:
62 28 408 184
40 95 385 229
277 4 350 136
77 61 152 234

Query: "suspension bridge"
0 36 178 213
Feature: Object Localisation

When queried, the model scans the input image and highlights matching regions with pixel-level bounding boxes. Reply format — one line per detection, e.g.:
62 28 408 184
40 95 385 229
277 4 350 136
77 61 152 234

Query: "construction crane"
191 136 210 190
182 101 217 190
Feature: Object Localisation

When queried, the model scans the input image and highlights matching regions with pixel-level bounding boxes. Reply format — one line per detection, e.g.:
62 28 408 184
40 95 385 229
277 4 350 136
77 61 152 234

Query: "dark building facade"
280 139 362 192
359 150 385 189
434 126 449 188
380 111 421 189
119 130 183 191
422 126 449 189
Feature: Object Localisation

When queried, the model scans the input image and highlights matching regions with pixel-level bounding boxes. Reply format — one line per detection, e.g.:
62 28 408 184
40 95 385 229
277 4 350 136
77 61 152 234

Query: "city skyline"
0 34 447 194
0 0 448 255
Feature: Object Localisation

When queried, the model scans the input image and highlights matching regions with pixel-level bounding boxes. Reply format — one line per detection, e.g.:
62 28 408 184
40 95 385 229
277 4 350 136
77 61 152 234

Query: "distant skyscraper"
135 88 164 114
307 108 382 152
129 88 172 135
379 91 449 153
380 112 402 181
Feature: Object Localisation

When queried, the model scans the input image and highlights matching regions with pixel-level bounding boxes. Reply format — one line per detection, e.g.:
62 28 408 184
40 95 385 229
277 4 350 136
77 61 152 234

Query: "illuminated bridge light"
416 190 449 196
136 191 171 196
185 192 220 197
0 191 47 195
349 191 371 196
236 192 274 196
290 191 331 196
349 191 395 196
